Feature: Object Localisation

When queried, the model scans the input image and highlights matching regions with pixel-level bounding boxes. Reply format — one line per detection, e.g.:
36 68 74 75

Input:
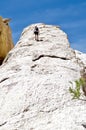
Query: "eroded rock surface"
0 23 86 130
0 16 14 65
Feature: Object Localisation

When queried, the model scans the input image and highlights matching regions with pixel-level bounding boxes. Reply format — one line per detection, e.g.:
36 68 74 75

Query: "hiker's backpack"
34 26 39 33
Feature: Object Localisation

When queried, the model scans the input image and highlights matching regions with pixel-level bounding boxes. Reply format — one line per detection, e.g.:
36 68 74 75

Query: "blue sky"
1 0 86 53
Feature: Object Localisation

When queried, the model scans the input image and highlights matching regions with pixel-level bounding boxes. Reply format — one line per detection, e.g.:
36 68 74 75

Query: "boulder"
0 23 86 130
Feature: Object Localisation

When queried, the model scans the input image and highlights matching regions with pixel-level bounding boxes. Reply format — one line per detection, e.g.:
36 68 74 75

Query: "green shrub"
69 78 85 99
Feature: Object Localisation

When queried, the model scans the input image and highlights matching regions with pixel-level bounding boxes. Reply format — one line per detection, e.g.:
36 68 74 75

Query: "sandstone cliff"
0 23 86 130
0 16 14 65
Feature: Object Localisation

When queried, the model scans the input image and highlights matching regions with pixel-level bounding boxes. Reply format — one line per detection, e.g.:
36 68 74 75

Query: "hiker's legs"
35 34 39 41
35 35 36 40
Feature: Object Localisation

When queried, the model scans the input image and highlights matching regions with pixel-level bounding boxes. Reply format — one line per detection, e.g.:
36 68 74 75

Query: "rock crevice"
32 54 70 61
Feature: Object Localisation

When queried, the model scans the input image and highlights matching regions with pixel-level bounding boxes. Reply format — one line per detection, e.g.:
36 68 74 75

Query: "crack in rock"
40 107 58 113
0 77 9 83
32 54 70 61
82 124 86 128
0 121 7 127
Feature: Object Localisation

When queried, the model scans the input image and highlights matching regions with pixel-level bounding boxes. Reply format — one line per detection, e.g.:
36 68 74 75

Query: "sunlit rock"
0 23 86 130
0 16 14 65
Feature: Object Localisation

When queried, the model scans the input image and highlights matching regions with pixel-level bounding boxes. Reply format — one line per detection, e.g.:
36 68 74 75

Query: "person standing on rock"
34 26 39 41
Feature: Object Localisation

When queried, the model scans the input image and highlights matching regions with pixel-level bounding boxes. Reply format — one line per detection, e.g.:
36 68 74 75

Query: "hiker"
34 26 39 41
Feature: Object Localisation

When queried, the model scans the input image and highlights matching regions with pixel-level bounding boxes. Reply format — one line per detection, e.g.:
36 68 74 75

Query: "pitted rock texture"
0 23 86 130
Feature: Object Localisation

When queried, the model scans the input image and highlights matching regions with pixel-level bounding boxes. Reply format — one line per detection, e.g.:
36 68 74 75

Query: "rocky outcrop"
0 16 14 65
0 23 86 130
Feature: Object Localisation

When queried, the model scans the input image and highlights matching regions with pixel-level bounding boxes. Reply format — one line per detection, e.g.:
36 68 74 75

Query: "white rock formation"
0 23 86 130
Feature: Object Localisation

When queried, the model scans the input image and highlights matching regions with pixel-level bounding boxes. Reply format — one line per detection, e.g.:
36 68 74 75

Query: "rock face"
0 23 86 130
0 16 14 65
